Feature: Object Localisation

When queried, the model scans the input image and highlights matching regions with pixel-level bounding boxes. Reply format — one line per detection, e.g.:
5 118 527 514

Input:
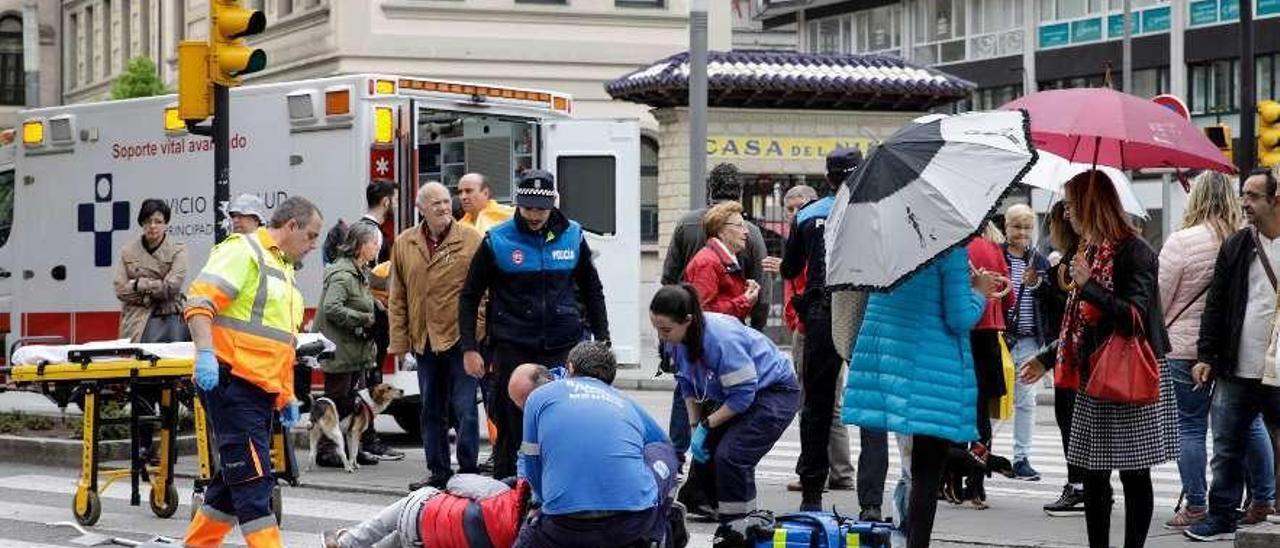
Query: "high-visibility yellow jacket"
184 228 304 408
460 200 515 234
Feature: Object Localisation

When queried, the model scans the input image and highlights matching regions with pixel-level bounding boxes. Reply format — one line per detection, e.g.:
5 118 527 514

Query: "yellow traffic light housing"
1259 100 1280 168
177 41 211 121
208 0 266 86
1204 124 1233 165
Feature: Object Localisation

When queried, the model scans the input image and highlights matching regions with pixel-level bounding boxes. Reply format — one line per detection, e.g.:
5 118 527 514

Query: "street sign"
1152 94 1190 120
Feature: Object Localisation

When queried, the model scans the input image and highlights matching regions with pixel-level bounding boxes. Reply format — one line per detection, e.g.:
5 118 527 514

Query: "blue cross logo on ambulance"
76 173 130 268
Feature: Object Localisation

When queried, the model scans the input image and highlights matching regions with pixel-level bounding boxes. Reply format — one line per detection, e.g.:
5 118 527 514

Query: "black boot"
799 486 823 512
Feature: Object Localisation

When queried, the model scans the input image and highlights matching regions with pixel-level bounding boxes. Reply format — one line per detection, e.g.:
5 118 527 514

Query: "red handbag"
1085 306 1160 405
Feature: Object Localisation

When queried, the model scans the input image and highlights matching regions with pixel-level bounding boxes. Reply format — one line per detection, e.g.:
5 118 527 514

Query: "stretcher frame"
4 344 298 527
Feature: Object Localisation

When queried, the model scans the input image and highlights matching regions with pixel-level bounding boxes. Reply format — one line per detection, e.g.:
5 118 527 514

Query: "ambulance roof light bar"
396 78 572 114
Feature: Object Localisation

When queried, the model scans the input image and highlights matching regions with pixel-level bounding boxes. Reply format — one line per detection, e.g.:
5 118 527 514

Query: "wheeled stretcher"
3 338 315 527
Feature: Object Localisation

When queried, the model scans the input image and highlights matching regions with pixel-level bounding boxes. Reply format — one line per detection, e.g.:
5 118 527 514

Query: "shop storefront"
608 50 975 339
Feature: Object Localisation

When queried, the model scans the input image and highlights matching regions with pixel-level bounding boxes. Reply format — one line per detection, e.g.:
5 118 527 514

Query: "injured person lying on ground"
321 474 530 548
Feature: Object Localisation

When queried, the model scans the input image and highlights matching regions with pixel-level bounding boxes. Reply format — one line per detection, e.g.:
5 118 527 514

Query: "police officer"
183 196 322 548
458 169 610 480
781 147 888 519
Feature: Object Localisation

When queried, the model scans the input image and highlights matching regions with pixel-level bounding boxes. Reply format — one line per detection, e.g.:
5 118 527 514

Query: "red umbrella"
1000 88 1235 173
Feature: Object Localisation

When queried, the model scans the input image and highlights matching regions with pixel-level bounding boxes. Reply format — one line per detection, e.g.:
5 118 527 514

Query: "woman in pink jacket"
1159 171 1275 528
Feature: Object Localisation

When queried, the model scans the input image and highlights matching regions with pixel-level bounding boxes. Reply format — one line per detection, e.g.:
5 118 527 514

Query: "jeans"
1010 337 1041 462
1170 359 1275 508
1207 376 1280 528
417 345 479 479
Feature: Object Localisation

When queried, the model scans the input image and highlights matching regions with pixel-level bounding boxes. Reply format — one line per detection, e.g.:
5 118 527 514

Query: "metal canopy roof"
606 50 976 111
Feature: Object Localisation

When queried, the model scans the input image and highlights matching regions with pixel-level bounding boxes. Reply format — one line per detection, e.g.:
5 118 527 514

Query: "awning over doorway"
606 50 975 111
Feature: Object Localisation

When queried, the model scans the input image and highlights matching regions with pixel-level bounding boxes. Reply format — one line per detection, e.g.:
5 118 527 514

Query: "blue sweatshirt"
668 312 799 414
518 377 668 515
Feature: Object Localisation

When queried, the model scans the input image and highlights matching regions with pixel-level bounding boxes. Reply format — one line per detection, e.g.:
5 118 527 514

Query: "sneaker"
1239 503 1275 527
1164 506 1207 529
320 528 347 548
828 478 855 491
408 475 448 492
364 440 405 461
859 506 883 522
1043 485 1086 517
1012 459 1041 482
1185 518 1236 542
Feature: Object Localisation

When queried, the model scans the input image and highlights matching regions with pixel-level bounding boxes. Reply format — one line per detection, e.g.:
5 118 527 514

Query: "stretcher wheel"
189 492 204 520
150 483 179 519
73 491 101 526
270 484 283 525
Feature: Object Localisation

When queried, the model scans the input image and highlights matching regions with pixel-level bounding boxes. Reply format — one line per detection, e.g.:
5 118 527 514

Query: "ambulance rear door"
541 119 641 366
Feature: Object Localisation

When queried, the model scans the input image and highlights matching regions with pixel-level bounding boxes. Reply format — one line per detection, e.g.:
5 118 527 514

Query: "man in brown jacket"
388 182 484 492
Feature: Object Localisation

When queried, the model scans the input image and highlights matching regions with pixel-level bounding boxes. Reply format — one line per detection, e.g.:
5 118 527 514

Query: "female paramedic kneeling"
650 284 801 524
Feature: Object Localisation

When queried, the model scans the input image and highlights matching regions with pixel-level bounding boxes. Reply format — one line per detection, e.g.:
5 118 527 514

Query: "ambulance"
0 74 641 432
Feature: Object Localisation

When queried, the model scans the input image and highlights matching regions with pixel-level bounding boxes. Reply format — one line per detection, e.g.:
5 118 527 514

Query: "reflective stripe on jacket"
185 228 304 408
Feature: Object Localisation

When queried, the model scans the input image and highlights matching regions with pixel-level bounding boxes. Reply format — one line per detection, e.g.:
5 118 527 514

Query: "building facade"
763 0 1277 243
0 0 59 128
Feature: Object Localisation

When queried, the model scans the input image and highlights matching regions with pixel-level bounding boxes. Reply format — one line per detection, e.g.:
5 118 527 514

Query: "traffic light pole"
1240 0 1256 174
213 84 230 243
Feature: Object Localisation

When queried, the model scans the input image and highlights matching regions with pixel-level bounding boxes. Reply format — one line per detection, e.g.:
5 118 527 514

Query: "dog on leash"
306 383 404 473
939 442 1015 508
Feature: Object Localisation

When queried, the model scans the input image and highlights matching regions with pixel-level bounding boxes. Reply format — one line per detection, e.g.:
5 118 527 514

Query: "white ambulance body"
0 74 640 427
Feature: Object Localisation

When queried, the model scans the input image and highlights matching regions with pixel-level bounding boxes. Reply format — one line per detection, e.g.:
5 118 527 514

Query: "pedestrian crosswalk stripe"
0 474 389 524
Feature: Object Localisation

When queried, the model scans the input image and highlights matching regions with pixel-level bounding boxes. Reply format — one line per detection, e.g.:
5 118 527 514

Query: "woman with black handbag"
1022 171 1177 548
112 198 189 466
114 199 189 343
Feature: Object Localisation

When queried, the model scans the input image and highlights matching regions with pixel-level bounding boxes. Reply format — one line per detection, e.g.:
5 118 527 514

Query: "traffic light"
1203 124 1233 165
1259 100 1280 168
208 0 266 86
177 41 211 121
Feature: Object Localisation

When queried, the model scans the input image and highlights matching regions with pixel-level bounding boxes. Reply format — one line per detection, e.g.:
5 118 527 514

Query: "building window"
122 0 131 60
1189 59 1239 114
103 0 112 77
951 84 1023 113
640 136 659 244
617 0 663 6
805 4 902 56
85 6 95 85
67 12 78 89
278 0 293 17
0 17 21 105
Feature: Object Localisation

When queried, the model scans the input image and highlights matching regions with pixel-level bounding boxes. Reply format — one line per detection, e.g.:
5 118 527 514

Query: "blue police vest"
484 220 587 350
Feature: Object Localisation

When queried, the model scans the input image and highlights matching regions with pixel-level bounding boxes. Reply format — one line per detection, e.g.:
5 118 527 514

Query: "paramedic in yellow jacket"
183 196 323 548
457 173 514 232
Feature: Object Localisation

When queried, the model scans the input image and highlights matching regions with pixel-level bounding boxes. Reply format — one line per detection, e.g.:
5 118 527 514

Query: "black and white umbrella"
824 110 1037 292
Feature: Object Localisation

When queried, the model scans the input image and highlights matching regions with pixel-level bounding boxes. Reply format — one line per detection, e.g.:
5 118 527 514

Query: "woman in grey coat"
113 199 187 342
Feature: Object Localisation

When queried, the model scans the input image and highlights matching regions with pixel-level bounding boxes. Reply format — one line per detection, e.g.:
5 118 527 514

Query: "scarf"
1054 240 1117 390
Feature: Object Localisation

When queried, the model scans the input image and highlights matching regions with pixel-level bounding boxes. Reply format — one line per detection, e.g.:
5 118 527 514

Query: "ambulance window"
556 156 616 236
0 169 11 248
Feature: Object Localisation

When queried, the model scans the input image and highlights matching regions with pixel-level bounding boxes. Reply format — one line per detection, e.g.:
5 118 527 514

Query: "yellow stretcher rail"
5 347 296 527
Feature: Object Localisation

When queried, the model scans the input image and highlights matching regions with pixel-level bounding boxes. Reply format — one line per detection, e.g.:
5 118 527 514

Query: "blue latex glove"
281 401 301 429
193 348 219 391
690 422 711 464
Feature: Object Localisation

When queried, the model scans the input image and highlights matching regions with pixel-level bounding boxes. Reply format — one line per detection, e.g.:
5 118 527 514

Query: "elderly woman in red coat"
683 201 759 322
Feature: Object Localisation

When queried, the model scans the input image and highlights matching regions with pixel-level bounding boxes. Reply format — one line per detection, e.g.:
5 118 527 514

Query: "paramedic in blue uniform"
458 169 610 480
512 342 680 548
782 147 889 517
649 283 800 524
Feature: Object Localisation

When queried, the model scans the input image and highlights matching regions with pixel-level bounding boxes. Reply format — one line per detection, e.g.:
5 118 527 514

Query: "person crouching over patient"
512 341 685 548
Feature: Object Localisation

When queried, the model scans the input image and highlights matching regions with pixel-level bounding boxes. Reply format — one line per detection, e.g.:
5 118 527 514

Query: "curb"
0 433 202 467
930 534 1083 548
1238 524 1280 548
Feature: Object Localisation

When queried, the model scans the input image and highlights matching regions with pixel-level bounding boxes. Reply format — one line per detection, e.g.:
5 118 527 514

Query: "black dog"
939 443 1014 508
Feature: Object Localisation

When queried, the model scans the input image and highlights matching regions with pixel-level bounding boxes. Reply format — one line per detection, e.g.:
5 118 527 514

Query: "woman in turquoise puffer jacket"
842 245 1001 548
